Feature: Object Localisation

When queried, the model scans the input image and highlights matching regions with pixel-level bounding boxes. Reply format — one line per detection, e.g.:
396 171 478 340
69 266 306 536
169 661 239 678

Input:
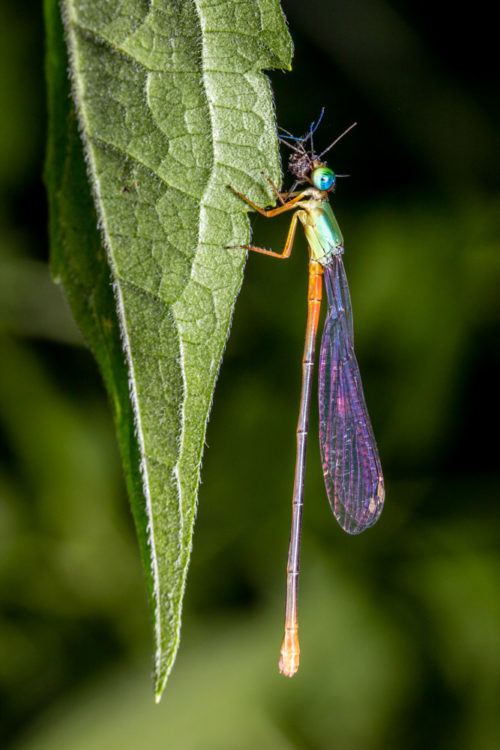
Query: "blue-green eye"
311 166 335 191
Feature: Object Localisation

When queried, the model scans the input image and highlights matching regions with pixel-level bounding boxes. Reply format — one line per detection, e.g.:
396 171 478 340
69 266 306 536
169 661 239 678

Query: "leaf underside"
45 0 292 699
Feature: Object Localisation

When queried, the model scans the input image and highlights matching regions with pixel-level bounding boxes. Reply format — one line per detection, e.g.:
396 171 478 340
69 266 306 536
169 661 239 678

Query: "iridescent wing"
318 257 384 534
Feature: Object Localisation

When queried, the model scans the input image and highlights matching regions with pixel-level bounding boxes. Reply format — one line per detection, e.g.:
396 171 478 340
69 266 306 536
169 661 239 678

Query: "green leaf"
44 0 292 699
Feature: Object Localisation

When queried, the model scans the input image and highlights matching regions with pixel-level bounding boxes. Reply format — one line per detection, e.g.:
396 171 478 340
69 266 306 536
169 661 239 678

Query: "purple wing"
318 257 384 534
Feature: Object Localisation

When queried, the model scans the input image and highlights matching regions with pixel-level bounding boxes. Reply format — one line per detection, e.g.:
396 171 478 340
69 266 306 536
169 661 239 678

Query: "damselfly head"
278 111 356 191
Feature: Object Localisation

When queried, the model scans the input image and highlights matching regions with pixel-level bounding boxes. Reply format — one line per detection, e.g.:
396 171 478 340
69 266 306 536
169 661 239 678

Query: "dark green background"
1 1 498 748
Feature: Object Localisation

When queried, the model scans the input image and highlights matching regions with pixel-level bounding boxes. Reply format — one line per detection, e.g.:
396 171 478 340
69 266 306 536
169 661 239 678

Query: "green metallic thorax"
297 189 344 265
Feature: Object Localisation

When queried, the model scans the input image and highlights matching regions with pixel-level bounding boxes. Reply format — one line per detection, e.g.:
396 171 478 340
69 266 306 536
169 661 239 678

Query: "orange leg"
226 183 310 257
227 184 310 218
261 173 287 206
228 209 301 260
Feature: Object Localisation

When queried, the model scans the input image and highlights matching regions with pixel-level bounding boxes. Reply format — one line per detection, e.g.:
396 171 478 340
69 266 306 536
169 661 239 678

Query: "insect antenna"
318 122 357 159
278 136 306 155
308 107 325 155
278 125 304 142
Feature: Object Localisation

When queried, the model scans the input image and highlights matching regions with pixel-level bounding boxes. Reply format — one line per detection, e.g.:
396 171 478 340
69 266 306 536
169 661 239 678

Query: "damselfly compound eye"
311 166 335 191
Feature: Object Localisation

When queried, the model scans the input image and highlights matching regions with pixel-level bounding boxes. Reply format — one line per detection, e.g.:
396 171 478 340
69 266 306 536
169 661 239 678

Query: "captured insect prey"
227 110 384 677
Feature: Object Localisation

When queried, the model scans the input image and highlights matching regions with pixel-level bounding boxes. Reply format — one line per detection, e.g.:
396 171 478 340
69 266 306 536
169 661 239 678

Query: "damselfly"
228 112 384 676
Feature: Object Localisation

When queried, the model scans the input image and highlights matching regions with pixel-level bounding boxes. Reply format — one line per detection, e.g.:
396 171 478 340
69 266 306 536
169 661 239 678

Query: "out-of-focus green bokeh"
1 1 499 748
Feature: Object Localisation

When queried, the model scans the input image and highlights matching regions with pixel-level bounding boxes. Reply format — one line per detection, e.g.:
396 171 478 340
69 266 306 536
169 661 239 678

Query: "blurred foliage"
1 1 499 749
